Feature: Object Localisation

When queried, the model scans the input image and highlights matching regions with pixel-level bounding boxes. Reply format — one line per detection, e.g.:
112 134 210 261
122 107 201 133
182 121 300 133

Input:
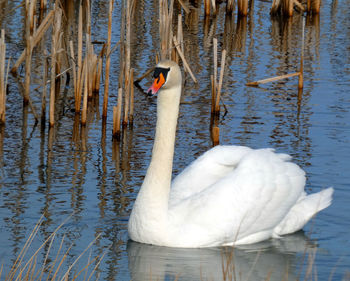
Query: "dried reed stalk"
226 0 235 13
306 0 320 13
237 0 248 16
81 57 88 126
113 88 123 139
102 0 114 119
123 74 130 127
204 0 210 16
173 36 197 83
49 6 62 127
212 126 220 146
129 68 134 126
24 0 36 105
298 16 305 89
76 1 83 113
215 49 226 113
41 50 48 123
246 72 300 86
0 29 7 124
211 38 217 115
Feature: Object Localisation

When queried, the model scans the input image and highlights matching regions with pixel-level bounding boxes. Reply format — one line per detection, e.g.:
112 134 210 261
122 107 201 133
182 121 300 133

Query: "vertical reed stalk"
41 52 48 123
103 0 114 119
129 68 134 126
204 0 210 16
49 6 62 127
0 30 6 124
298 16 305 89
226 0 234 13
215 50 226 113
24 0 36 105
212 126 220 146
123 74 130 127
212 38 218 115
237 0 248 16
81 57 88 126
75 1 83 113
113 88 123 139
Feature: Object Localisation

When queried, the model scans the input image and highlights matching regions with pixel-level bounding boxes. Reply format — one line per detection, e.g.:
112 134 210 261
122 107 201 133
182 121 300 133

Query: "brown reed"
271 0 304 16
41 50 48 123
129 68 134 126
298 16 305 89
226 0 235 13
102 0 114 119
76 1 83 113
215 49 226 113
204 0 210 16
113 88 123 140
307 0 320 14
24 0 36 105
81 57 88 126
237 0 248 16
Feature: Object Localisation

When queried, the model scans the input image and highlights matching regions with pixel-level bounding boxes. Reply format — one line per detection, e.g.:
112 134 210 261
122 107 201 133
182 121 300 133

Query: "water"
0 0 349 280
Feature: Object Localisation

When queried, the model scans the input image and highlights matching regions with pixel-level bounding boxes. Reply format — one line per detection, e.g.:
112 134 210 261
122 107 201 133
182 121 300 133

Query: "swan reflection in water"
127 232 316 281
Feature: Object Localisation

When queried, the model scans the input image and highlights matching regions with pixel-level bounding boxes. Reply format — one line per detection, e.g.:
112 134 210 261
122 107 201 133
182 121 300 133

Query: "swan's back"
168 146 316 246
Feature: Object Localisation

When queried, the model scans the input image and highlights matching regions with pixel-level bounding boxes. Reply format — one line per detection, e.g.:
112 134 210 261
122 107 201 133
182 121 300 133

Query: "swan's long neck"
129 84 181 243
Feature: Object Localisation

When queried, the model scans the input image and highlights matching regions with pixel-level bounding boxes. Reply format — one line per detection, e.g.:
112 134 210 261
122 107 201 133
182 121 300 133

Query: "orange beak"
147 73 166 96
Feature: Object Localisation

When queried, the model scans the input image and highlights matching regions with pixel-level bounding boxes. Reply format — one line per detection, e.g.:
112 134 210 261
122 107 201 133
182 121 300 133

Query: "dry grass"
0 215 108 281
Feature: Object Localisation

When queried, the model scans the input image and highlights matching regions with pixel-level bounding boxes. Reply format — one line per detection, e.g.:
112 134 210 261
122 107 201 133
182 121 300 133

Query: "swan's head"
147 60 182 96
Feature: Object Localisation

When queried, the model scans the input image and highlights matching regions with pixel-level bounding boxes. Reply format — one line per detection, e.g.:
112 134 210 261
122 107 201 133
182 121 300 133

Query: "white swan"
128 60 333 248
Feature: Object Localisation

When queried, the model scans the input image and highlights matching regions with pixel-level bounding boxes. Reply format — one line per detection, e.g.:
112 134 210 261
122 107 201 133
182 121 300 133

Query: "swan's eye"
153 67 170 82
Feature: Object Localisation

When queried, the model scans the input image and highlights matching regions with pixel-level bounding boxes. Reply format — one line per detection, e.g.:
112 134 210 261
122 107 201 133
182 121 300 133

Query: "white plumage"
128 60 333 248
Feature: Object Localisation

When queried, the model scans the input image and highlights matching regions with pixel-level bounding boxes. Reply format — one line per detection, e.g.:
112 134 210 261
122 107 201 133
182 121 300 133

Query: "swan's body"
128 60 333 248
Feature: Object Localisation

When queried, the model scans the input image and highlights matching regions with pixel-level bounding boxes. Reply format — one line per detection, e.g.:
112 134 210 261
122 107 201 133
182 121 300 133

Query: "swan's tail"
273 187 334 236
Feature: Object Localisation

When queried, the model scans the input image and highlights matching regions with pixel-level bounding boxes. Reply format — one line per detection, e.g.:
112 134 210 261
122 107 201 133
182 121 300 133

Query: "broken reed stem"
103 0 114 119
215 49 226 113
0 29 6 124
49 6 62 127
173 36 197 83
113 88 123 139
246 72 300 86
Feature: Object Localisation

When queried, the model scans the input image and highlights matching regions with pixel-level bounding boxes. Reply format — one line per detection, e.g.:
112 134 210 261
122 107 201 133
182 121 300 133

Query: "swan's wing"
169 148 306 247
170 145 252 206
